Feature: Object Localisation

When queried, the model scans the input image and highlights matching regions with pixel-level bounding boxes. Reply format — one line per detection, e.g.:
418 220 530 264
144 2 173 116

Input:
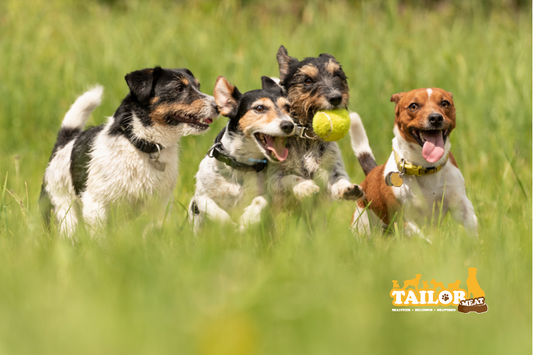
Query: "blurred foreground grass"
0 1 531 354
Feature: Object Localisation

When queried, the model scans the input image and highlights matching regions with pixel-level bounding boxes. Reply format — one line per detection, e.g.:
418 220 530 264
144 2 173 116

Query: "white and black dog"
189 76 294 232
40 67 218 237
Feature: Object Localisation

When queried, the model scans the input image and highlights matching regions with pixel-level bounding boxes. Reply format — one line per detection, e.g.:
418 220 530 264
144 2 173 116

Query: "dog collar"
393 149 448 176
207 127 268 173
292 124 319 140
119 125 163 154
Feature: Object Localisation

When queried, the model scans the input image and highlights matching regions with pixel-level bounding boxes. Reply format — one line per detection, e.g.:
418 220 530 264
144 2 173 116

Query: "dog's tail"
350 112 377 176
58 85 103 140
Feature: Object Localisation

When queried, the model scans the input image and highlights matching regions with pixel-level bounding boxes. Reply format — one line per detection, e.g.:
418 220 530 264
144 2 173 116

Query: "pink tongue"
421 131 445 163
265 135 289 161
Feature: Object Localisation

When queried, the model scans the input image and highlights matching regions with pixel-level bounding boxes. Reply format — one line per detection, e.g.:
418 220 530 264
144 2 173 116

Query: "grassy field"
0 0 531 354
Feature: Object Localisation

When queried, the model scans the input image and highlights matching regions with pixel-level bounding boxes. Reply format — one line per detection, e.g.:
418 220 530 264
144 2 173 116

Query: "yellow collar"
393 149 448 176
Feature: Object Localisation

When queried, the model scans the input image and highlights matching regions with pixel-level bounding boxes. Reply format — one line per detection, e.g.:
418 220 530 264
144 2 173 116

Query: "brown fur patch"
150 100 208 126
393 88 456 144
239 98 278 135
298 65 319 79
325 59 340 74
359 165 400 225
150 97 160 104
181 78 189 86
276 97 290 113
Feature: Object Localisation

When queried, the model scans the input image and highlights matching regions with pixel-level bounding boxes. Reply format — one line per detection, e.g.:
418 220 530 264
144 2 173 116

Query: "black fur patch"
190 201 200 215
358 152 377 176
50 127 81 157
70 126 104 196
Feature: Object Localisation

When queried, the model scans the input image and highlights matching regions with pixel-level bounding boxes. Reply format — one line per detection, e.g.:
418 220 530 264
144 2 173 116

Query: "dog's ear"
214 76 241 117
390 92 404 105
125 67 162 105
447 91 453 99
277 45 297 82
319 53 336 61
261 76 283 94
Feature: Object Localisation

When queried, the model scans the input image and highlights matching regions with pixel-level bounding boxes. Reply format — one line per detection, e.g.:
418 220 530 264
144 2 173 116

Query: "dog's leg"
81 193 107 236
283 175 320 200
191 195 234 232
54 200 79 238
238 196 268 231
323 143 363 201
449 193 479 237
350 203 372 236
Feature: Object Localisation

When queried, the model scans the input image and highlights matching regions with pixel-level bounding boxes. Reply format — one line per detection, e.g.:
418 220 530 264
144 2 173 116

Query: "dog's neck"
392 125 451 168
222 125 267 164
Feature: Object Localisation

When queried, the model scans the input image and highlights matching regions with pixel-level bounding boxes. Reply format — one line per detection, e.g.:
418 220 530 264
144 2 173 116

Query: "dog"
422 280 431 290
402 274 421 291
189 76 295 232
448 279 461 290
430 279 445 291
392 280 400 290
40 67 218 237
466 267 485 299
266 46 363 207
350 88 478 238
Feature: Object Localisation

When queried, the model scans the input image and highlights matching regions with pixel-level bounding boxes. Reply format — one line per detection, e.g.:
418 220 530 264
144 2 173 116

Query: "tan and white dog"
350 88 478 238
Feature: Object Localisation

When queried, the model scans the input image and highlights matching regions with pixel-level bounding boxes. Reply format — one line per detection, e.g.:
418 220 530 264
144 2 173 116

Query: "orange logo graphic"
390 268 488 313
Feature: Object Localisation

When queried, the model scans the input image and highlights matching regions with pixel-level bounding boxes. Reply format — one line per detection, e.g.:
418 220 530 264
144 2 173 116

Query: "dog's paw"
341 184 364 200
293 180 320 200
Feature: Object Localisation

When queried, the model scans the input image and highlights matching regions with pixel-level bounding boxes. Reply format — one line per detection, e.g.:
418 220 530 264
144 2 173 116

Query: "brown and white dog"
350 88 478 238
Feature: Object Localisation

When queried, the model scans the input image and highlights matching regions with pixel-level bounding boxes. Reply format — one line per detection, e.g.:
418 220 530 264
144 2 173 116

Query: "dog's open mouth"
254 133 289 162
172 114 213 130
409 128 450 163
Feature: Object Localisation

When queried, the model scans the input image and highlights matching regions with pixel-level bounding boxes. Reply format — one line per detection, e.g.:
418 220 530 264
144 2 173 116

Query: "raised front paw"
293 180 320 200
341 184 364 200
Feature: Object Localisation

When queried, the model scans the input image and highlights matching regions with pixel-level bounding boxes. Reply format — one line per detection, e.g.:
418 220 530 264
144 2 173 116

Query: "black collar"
207 127 267 172
119 125 163 154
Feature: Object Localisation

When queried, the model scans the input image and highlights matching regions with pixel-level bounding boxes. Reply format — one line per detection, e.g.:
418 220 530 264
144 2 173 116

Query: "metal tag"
149 156 166 172
385 172 403 187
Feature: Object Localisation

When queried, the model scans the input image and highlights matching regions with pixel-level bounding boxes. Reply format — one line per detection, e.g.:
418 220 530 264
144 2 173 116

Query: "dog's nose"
328 94 342 107
280 120 294 134
212 102 219 113
428 113 443 126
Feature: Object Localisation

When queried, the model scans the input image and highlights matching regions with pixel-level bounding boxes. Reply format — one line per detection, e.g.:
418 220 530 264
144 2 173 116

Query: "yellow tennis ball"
312 109 350 141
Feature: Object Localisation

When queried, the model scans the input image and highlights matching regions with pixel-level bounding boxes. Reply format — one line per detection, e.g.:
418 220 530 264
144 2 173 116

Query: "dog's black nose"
280 120 294 134
328 94 342 107
428 113 443 126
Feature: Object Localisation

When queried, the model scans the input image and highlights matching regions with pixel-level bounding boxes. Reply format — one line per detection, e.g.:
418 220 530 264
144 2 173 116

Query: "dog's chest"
282 138 326 177
87 136 178 202
385 156 464 219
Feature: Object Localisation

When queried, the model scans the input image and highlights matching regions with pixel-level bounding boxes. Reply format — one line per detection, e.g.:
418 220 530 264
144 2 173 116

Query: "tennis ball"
312 109 350 141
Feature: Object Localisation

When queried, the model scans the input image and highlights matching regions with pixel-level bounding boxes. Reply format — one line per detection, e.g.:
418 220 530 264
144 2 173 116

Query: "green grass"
0 1 531 354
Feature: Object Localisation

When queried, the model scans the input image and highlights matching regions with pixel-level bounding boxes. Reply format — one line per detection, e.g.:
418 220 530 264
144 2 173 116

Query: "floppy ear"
276 45 297 82
261 76 283 93
214 76 241 117
390 92 404 105
125 67 161 105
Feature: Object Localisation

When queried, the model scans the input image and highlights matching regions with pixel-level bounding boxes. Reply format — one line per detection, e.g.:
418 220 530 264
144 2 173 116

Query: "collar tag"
149 144 166 172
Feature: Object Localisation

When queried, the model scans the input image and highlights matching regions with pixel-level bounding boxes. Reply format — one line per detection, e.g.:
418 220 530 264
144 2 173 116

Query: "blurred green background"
0 0 531 354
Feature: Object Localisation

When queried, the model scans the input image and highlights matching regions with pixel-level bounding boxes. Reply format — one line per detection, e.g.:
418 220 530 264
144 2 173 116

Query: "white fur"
349 111 375 160
61 85 103 129
352 125 478 238
191 113 293 232
44 87 216 238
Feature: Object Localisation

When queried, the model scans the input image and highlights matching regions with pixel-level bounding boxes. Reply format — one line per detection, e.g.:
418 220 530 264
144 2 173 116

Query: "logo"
390 268 488 314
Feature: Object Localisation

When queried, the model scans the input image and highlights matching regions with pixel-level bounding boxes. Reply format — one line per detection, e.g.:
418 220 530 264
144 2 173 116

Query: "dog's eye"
176 85 185 93
408 103 419 111
441 100 450 108
304 78 313 85
284 104 290 112
254 105 265 113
